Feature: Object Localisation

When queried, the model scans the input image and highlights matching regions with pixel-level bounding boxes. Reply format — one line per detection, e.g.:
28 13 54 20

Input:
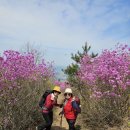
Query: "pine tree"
63 42 98 84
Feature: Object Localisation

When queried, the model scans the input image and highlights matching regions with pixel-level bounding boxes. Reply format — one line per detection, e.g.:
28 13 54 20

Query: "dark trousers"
67 119 76 130
38 111 53 130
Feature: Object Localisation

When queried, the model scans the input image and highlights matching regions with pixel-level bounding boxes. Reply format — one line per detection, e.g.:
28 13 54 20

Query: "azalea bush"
79 44 130 97
54 80 69 91
0 50 54 130
77 44 130 128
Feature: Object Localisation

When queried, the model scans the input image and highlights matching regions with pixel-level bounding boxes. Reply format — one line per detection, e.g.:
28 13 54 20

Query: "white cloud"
0 0 130 66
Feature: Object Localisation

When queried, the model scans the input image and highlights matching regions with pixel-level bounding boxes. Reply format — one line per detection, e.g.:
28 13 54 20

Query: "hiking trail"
52 93 68 130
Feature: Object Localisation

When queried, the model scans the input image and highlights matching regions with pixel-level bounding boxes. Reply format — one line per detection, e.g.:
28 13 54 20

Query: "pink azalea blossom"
78 44 130 98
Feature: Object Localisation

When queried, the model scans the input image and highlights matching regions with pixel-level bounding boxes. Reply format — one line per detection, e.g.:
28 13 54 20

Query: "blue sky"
0 0 130 67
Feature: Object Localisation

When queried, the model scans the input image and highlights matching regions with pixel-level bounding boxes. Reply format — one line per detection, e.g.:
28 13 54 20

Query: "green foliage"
64 42 98 83
64 64 79 76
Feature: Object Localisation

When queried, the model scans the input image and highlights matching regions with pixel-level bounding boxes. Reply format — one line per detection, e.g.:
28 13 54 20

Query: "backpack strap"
71 99 81 114
42 106 48 110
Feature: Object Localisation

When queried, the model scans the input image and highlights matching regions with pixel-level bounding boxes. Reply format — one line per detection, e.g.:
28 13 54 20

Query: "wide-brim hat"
53 86 61 94
64 88 72 93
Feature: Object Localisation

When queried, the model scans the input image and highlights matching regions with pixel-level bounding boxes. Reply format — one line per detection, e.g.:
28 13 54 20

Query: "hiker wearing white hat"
64 88 72 94
59 88 81 130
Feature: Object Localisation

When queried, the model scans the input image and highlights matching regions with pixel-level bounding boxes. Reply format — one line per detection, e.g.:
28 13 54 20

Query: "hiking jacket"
42 93 59 113
63 97 80 119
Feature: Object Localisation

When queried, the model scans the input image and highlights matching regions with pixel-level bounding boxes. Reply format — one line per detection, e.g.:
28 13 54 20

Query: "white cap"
64 88 72 93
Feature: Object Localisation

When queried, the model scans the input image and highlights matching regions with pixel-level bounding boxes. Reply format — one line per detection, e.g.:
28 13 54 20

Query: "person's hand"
54 95 58 101
72 96 75 101
51 94 58 101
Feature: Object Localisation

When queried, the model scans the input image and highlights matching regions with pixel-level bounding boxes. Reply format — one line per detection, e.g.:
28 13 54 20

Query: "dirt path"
52 93 68 130
52 108 68 130
30 93 129 130
52 93 84 130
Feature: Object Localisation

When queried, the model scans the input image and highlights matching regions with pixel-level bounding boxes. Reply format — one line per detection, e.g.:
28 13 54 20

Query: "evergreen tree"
63 42 98 85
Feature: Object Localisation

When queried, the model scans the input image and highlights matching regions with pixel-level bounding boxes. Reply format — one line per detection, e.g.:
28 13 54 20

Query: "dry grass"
0 78 51 130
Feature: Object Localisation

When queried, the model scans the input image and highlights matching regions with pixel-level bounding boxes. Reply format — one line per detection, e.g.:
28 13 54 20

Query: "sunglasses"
64 93 72 96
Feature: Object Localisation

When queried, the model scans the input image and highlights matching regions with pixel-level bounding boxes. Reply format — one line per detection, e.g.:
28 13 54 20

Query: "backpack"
39 90 53 108
73 96 81 114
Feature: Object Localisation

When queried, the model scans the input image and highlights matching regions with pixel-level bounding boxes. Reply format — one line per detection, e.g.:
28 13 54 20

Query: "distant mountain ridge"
55 66 67 81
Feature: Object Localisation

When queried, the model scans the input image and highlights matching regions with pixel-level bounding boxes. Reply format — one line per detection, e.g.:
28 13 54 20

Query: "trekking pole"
60 115 63 128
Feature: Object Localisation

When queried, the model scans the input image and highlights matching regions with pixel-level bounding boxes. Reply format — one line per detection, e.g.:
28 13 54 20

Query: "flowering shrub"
0 50 53 89
78 44 130 98
70 44 130 128
0 50 54 130
54 80 69 91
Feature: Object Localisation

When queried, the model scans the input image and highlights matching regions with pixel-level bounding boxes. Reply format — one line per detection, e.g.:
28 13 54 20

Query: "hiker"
59 88 81 130
37 86 62 130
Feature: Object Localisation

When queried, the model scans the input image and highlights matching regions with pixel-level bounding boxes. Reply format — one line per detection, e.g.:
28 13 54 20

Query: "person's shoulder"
71 97 75 102
46 93 51 99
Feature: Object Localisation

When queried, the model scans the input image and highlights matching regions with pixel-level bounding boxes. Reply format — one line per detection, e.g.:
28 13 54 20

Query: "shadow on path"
52 125 67 130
